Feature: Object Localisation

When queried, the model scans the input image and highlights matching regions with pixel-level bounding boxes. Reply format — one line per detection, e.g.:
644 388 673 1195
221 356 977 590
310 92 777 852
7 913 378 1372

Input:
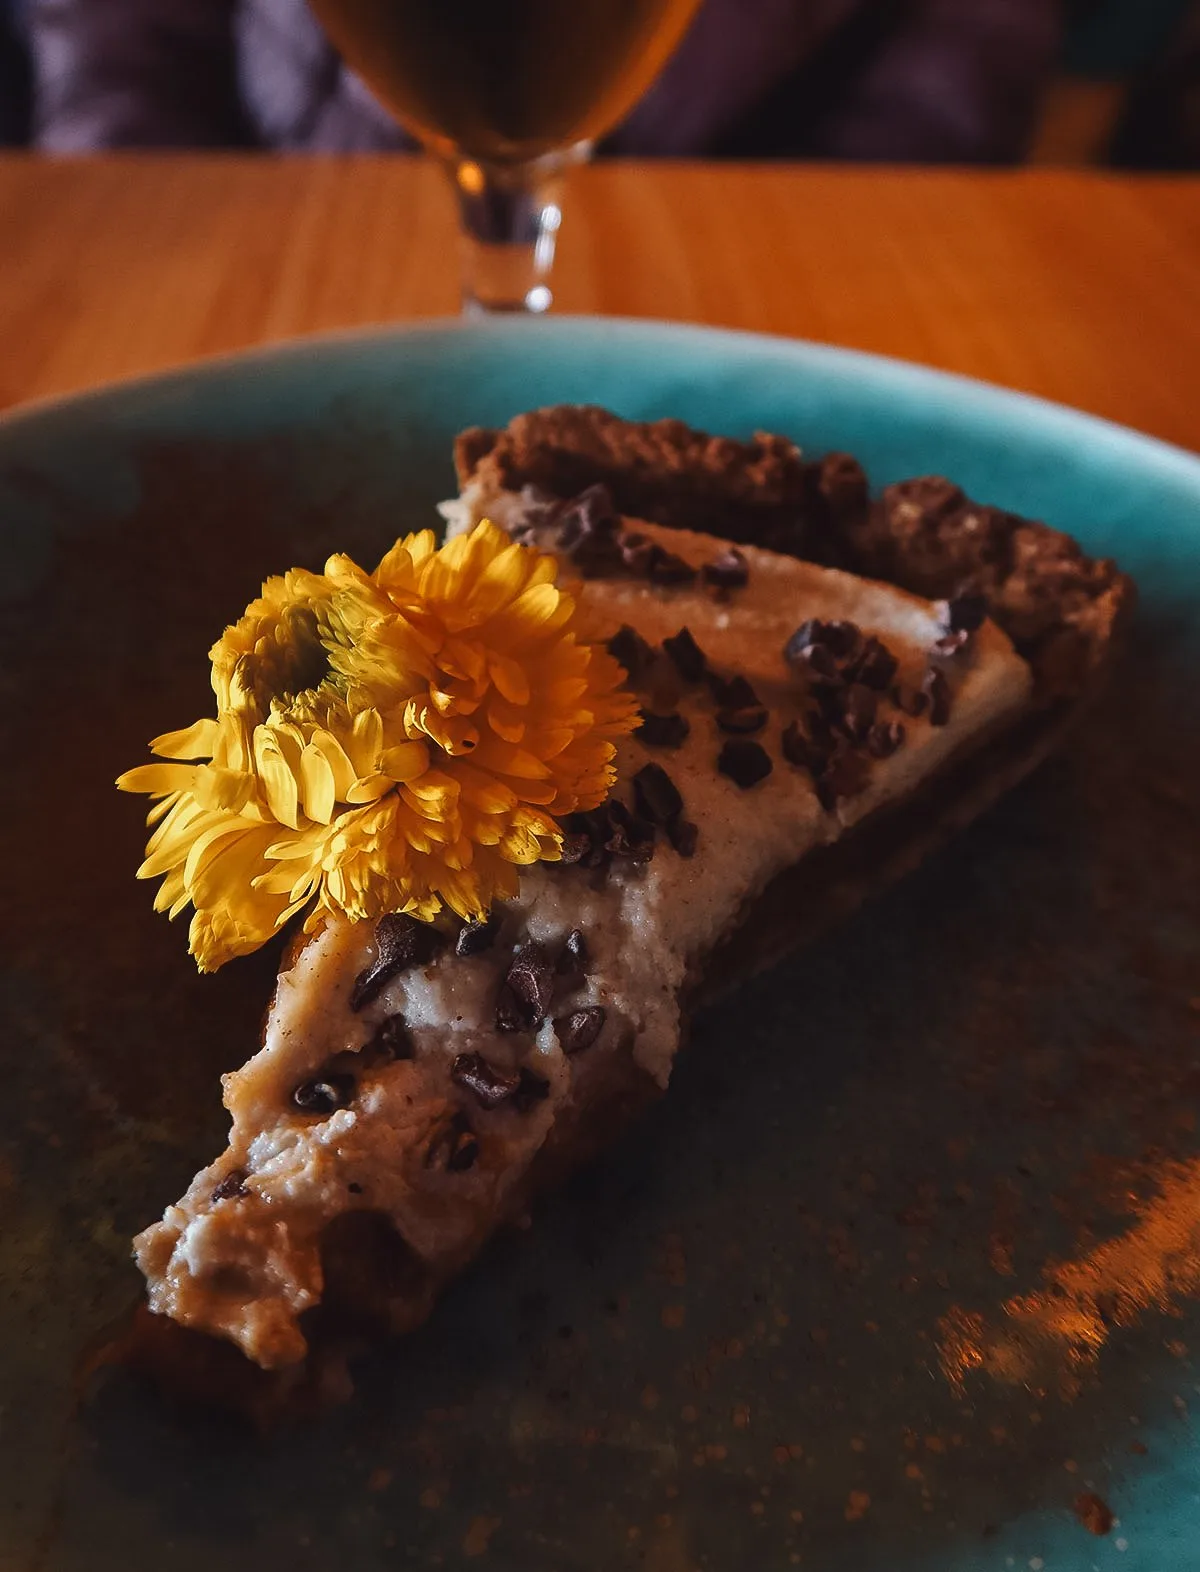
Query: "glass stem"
448 145 589 317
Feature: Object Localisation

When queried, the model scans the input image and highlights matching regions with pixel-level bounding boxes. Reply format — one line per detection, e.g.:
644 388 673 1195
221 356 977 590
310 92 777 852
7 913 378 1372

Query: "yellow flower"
117 520 639 971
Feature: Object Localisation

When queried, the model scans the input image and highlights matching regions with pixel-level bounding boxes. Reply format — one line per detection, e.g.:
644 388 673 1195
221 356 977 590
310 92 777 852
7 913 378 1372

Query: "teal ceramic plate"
3 319 1200 1572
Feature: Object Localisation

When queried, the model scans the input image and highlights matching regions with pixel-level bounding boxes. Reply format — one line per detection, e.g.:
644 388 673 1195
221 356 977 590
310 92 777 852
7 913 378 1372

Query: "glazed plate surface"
3 318 1200 1571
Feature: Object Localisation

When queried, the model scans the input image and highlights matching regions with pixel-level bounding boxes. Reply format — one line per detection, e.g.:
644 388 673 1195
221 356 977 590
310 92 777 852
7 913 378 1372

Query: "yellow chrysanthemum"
117 520 639 971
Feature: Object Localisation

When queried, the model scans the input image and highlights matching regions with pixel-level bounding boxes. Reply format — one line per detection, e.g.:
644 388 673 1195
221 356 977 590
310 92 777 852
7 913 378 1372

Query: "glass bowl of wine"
310 0 702 314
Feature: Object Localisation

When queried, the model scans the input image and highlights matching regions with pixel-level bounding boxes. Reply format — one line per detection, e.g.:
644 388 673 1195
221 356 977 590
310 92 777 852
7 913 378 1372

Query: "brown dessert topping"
923 667 953 726
555 929 588 979
559 801 656 870
601 798 656 862
606 624 655 683
845 636 899 692
452 1054 549 1113
645 544 698 586
701 548 750 590
426 1110 479 1172
781 719 877 809
554 1006 606 1055
707 671 759 709
716 705 769 736
555 483 624 576
931 593 988 657
451 1052 522 1109
351 913 446 1012
780 719 825 774
638 711 690 749
718 739 773 789
892 683 929 718
663 627 708 683
816 749 872 809
496 941 555 1033
633 763 684 826
362 1015 414 1064
838 684 878 743
293 1074 356 1116
455 912 501 958
785 619 861 663
558 831 591 865
211 1170 250 1204
513 1067 551 1111
866 720 906 758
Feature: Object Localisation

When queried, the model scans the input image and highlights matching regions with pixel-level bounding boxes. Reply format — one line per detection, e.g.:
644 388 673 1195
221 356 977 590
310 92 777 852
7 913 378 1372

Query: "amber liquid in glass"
309 0 701 162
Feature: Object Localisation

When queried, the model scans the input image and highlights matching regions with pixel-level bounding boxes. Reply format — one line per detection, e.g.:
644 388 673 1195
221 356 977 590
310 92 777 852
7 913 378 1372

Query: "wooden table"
1 156 1196 452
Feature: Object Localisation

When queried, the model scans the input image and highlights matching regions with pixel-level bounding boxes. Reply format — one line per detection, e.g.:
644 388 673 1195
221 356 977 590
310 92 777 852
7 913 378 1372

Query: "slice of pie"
125 408 1131 1409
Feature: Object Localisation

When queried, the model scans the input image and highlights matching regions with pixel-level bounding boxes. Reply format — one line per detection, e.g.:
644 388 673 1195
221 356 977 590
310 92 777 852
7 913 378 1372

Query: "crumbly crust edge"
455 405 1135 699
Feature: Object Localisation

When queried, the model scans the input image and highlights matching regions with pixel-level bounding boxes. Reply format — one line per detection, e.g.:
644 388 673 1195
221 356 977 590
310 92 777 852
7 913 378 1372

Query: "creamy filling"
135 501 1032 1369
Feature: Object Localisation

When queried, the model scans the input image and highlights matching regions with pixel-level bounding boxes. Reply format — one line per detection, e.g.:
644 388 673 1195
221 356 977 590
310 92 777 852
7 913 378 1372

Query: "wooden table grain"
0 155 1196 451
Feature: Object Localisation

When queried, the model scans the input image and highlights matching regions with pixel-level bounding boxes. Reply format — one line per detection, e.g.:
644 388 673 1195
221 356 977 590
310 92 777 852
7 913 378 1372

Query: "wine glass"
309 0 703 315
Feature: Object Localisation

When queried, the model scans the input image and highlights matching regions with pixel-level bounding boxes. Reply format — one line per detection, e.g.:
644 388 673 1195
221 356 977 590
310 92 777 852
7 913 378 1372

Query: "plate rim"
2 314 1197 485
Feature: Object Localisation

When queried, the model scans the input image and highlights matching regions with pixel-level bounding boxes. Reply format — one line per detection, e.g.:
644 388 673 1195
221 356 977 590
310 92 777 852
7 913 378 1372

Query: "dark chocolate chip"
866 720 906 758
646 545 697 586
211 1169 250 1204
816 749 872 810
666 818 699 858
786 638 839 680
455 912 501 957
663 627 707 683
707 671 759 709
557 928 588 975
701 548 750 590
606 624 655 683
718 739 773 789
780 719 828 774
892 684 929 718
513 1067 551 1112
784 619 861 664
555 1006 606 1055
633 762 684 825
839 684 877 743
558 802 657 873
937 594 988 634
350 913 445 1011
638 711 690 749
716 705 769 735
347 1181 364 1194
559 832 591 865
619 533 655 574
846 637 899 691
558 484 625 576
362 1015 414 1064
496 940 555 1032
293 1074 356 1116
602 798 654 862
426 1111 479 1172
603 804 651 867
923 667 952 726
556 483 619 550
451 1052 522 1109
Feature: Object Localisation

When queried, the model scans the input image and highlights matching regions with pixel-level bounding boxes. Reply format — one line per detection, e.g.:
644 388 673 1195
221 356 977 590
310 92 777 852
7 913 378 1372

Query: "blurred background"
1 0 1197 168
